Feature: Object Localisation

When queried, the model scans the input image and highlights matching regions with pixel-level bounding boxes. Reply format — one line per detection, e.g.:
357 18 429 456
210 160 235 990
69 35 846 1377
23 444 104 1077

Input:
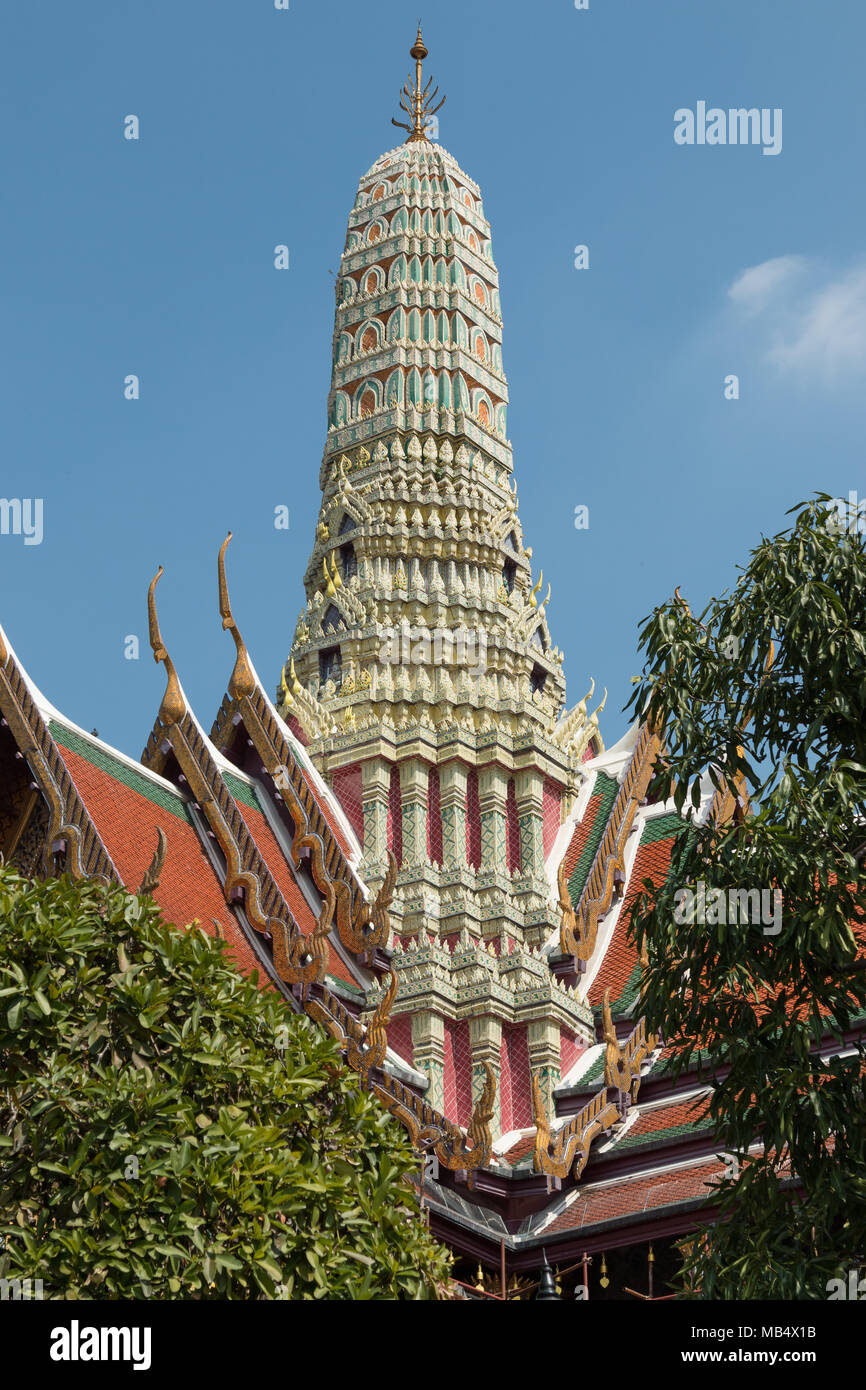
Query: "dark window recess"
504 529 519 554
319 646 342 687
502 558 517 593
340 542 357 580
530 664 547 695
322 603 344 635
530 626 546 652
338 513 356 535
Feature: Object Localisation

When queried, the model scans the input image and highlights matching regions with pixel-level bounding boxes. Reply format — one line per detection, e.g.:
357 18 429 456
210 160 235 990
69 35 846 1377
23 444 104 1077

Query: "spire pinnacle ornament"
391 24 445 143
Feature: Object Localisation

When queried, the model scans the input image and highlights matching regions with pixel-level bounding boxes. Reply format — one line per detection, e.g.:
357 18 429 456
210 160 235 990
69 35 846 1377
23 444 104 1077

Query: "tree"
0 866 451 1299
627 496 866 1299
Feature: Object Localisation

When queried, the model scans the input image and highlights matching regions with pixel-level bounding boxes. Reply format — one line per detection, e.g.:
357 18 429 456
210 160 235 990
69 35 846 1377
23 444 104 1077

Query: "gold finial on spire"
392 24 446 143
279 664 293 709
218 532 256 701
147 567 186 727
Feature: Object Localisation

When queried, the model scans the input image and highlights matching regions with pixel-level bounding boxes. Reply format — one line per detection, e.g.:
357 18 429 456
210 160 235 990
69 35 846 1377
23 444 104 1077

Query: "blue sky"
2 0 864 756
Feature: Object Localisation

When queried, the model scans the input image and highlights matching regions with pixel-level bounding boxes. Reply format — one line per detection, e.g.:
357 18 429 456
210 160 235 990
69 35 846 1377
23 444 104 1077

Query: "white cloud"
766 266 866 377
726 257 866 381
727 255 806 313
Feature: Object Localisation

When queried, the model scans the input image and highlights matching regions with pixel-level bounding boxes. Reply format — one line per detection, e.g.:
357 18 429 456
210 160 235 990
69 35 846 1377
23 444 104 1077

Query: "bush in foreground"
0 866 450 1299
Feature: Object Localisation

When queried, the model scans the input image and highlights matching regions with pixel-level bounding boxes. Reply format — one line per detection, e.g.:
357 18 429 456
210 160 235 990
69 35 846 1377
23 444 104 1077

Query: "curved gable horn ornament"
218 532 256 701
350 849 398 955
147 567 186 727
531 1069 619 1182
137 826 167 896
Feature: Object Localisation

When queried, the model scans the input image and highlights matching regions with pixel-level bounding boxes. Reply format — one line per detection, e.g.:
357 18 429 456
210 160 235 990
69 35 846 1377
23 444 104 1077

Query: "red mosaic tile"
466 769 481 870
546 1156 726 1233
387 764 403 865
57 746 263 985
332 762 364 847
588 835 675 1008
388 1013 413 1067
427 765 443 865
506 777 521 873
542 778 562 860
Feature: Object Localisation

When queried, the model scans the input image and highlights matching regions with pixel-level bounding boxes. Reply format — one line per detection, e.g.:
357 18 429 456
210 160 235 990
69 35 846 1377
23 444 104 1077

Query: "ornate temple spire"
278 59 606 1137
392 24 445 143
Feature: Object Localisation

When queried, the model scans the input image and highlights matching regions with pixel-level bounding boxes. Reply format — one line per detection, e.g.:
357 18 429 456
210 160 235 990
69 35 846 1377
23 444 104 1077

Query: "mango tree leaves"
0 867 450 1300
627 496 866 1299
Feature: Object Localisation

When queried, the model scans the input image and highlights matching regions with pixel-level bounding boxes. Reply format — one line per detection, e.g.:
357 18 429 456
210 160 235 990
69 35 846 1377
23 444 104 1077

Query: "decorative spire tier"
277 31 607 1134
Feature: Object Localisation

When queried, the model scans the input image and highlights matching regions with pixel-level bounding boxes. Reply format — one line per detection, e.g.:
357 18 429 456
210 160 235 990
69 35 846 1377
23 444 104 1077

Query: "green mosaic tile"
221 770 263 813
640 812 683 845
50 721 192 823
568 772 618 904
616 1111 715 1152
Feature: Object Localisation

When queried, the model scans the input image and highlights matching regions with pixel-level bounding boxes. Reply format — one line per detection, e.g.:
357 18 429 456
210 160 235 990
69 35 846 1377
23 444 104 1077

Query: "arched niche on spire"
321 603 346 637
356 319 382 355
362 265 385 295
469 276 488 310
502 526 522 553
386 368 403 407
474 393 492 428
353 379 381 420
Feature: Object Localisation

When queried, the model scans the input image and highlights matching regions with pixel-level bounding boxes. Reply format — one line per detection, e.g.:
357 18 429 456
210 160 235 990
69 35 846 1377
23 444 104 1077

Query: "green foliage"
0 866 451 1299
627 496 866 1299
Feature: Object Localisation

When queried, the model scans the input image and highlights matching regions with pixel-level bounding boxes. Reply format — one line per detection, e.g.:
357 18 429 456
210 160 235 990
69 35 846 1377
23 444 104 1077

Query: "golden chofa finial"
279 664 293 710
147 567 186 727
392 24 446 144
218 532 256 701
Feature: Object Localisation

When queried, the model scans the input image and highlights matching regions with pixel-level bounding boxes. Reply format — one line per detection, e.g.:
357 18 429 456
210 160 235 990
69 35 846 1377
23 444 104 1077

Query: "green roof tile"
568 772 619 904
50 721 192 823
